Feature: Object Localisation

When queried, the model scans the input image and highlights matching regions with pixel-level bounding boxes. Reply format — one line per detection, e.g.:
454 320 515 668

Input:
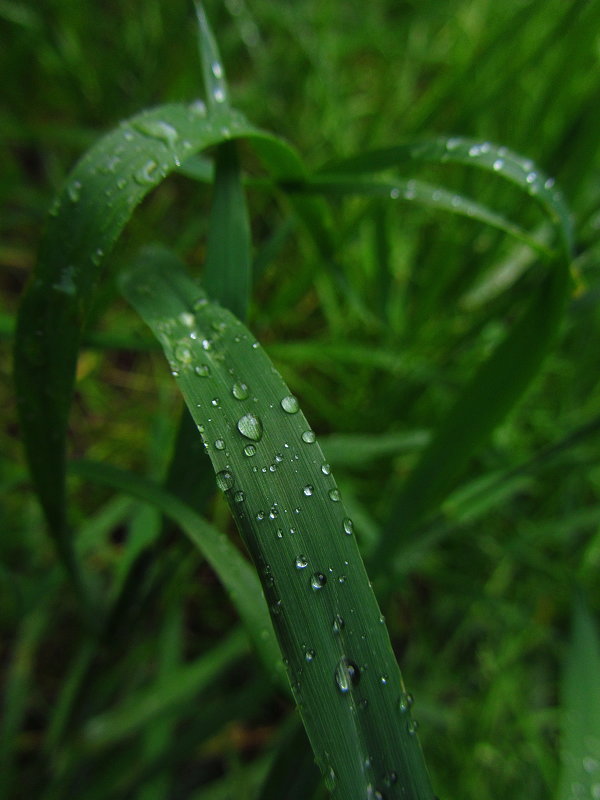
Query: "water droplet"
583 757 599 774
133 118 179 147
281 395 299 413
493 158 504 171
328 488 341 502
332 615 345 634
342 518 354 535
380 674 388 685
305 649 315 662
390 187 400 199
256 510 265 521
334 658 360 693
295 555 308 569
213 87 226 103
276 529 283 539
544 177 555 190
274 453 283 463
193 296 208 310
398 692 414 713
174 344 192 364
311 572 327 590
325 767 336 791
211 398 220 407
216 470 234 491
211 61 223 79
134 160 158 186
359 698 369 710
194 364 210 377
446 137 461 151
243 444 256 457
301 430 316 444
214 439 225 450
383 772 398 788
190 99 207 116
406 719 419 735
232 381 249 400
321 463 331 475
468 144 481 157
68 180 82 203
234 490 245 503
269 505 279 519
526 171 537 184
303 485 314 497
237 413 263 441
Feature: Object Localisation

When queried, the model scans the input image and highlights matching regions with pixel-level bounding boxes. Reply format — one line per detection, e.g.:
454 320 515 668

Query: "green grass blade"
558 593 600 800
292 176 551 256
321 136 573 253
194 1 230 112
376 258 570 565
204 140 252 321
120 245 435 800
70 459 283 684
83 628 247 749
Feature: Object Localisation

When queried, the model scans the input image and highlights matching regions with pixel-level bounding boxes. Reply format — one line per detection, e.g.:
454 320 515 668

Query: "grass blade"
558 593 600 800
194 1 230 112
120 245 435 800
71 458 283 685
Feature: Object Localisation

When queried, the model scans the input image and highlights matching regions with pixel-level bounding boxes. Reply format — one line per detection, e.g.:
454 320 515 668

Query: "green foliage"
3 1 600 799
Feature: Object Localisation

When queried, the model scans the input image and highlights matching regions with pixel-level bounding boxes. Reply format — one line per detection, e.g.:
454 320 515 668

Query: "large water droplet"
281 395 299 413
237 413 263 441
334 658 360 693
216 470 234 491
232 382 249 400
311 572 327 590
214 439 225 450
133 119 179 147
295 555 308 569
301 430 316 444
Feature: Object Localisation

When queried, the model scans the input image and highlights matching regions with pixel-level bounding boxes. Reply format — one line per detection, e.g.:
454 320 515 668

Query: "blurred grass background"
1 1 600 799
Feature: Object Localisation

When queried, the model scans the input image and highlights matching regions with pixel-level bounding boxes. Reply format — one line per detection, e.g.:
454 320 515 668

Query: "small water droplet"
390 187 400 199
380 674 389 685
321 463 331 475
383 772 398 788
399 692 414 713
214 439 225 450
68 180 82 203
243 444 256 457
301 430 316 444
325 767 336 791
526 171 537 184
134 160 158 186
193 296 208 310
342 518 353 535
303 485 314 497
211 61 223 79
334 658 360 693
295 555 308 569
216 470 234 491
274 453 284 463
237 413 263 441
276 528 283 539
194 364 210 377
232 381 249 400
201 338 212 351
174 344 193 364
234 490 245 503
406 719 419 735
311 572 327 590
269 505 279 519
213 87 226 103
359 698 369 710
211 398 220 407
544 177 555 190
328 488 341 502
190 99 207 116
493 158 504 171
468 144 481 157
281 395 299 413
256 510 265 521
305 649 315 662
333 615 345 634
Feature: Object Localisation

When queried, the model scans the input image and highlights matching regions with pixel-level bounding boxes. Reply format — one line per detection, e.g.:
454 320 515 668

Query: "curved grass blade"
120 246 435 800
558 592 600 800
291 176 550 256
12 98 309 575
70 458 283 685
321 136 573 252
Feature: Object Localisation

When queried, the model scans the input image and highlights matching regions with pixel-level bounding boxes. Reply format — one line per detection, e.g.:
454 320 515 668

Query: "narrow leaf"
120 246 435 800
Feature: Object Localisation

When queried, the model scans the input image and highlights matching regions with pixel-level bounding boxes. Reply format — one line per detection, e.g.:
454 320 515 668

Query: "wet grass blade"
120 245 435 800
558 593 600 800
